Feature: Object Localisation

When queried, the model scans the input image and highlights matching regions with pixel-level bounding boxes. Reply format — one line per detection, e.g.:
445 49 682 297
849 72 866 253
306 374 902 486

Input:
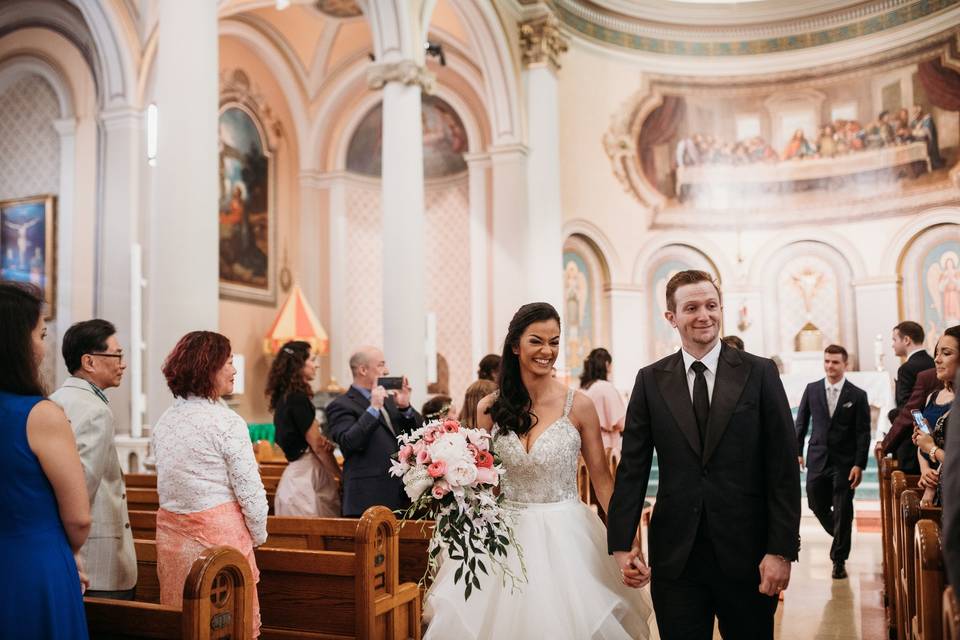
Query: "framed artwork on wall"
899 223 960 352
218 102 275 304
0 195 55 318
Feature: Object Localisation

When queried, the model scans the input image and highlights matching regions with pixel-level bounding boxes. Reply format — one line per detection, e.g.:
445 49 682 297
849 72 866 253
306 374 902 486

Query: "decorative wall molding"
219 68 283 149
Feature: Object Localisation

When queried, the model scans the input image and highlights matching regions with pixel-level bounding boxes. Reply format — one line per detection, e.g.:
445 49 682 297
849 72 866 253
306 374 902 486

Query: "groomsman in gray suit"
51 320 137 599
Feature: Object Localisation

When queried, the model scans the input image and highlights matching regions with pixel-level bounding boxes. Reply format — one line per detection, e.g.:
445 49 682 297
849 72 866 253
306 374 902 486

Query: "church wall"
216 36 302 422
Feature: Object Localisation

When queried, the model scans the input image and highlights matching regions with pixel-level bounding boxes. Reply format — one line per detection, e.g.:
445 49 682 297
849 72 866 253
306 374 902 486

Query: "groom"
608 270 800 639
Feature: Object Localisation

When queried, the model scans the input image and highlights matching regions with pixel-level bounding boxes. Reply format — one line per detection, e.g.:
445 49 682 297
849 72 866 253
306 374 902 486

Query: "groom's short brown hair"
665 270 721 312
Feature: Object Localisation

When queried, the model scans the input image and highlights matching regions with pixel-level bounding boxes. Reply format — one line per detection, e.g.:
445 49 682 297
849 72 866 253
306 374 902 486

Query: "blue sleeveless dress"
0 391 89 639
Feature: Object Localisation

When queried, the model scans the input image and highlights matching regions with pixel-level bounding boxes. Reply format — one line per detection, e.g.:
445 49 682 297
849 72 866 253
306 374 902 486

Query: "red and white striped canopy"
263 285 329 355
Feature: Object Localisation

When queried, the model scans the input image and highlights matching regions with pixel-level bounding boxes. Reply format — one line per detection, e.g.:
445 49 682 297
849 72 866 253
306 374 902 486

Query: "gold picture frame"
0 195 56 319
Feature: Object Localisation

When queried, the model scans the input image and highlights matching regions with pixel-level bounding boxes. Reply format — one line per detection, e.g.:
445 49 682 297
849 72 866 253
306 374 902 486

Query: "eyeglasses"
89 352 124 364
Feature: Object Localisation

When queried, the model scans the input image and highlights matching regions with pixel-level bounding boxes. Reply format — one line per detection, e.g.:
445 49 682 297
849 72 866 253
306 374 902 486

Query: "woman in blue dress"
0 283 92 638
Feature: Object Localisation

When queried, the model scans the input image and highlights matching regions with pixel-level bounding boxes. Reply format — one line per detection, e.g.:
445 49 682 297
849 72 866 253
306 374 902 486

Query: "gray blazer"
50 377 137 591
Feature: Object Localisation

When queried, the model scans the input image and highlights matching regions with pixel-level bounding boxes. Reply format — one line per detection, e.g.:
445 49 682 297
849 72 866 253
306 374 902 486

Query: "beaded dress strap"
562 388 575 418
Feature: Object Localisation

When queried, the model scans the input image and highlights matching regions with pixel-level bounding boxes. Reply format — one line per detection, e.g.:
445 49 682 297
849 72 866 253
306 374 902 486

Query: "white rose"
402 465 434 500
428 432 471 466
445 461 479 488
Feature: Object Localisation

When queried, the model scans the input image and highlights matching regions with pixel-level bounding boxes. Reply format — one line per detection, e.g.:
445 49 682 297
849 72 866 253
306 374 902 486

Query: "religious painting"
563 251 593 381
346 95 468 179
0 195 55 318
900 224 960 351
606 45 960 225
218 104 274 303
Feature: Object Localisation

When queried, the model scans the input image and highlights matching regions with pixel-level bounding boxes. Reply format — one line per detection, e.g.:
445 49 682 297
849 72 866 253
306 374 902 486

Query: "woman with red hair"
152 331 268 637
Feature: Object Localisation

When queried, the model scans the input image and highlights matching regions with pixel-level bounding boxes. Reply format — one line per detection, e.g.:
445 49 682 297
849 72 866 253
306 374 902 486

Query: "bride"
423 302 658 639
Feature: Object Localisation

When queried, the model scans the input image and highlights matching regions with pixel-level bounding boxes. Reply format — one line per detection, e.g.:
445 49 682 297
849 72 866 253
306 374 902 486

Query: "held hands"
848 466 863 490
613 541 651 589
758 554 791 597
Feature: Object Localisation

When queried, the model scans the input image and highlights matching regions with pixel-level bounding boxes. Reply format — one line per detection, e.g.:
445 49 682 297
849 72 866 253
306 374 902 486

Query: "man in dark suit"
608 270 801 639
795 344 870 580
940 371 960 585
888 321 935 473
326 346 422 517
880 368 942 461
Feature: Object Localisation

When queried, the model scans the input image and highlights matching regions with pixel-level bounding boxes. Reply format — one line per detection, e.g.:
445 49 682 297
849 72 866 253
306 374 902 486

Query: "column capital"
463 151 491 168
298 170 348 189
367 60 436 93
519 13 569 72
52 117 77 136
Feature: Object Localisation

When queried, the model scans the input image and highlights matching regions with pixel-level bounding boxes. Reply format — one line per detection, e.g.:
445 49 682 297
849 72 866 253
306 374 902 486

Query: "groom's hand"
758 554 791 596
614 548 650 589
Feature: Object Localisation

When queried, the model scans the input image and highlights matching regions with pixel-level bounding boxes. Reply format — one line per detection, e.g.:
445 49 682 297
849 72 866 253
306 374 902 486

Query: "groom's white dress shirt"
681 340 722 404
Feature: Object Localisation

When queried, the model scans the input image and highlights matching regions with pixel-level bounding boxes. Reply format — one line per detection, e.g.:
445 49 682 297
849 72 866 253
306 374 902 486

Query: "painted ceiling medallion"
314 0 361 18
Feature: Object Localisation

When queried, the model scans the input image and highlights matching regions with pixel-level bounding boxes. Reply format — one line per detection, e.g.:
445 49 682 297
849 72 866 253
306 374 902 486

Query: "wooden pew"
126 510 434 588
125 482 278 515
944 586 960 640
889 469 921 637
85 545 253 640
131 507 421 639
896 489 942 640
880 455 899 612
913 519 944 640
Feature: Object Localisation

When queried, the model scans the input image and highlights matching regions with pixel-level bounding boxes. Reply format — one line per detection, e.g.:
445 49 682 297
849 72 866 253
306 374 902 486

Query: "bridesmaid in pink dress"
579 348 626 455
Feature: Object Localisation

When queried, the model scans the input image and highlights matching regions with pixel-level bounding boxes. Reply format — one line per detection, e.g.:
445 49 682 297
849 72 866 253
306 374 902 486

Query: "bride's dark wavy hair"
487 302 561 436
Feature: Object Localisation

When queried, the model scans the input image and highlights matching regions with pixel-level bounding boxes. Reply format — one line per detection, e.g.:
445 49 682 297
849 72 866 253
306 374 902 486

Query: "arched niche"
644 244 720 360
759 240 857 363
562 233 611 382
898 222 960 352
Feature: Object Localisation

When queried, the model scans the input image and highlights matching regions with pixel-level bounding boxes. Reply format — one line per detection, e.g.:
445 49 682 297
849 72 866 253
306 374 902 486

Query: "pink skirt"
156 501 261 637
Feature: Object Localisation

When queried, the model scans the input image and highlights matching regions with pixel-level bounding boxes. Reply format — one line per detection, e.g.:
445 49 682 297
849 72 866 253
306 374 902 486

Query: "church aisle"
772 511 884 639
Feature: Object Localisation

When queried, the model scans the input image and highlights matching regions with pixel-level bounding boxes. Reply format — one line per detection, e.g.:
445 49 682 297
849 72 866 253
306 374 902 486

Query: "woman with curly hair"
580 348 626 455
266 341 341 516
423 302 654 639
152 331 268 637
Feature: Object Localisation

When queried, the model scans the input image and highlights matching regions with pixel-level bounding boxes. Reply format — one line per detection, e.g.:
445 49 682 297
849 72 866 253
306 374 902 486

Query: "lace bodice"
494 389 581 503
152 396 268 545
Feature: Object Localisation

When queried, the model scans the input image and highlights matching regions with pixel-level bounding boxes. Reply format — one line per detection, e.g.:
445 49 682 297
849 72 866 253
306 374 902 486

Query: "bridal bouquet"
389 418 525 600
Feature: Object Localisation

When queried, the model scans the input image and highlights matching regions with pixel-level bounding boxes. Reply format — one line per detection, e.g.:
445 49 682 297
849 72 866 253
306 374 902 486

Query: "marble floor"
772 509 885 640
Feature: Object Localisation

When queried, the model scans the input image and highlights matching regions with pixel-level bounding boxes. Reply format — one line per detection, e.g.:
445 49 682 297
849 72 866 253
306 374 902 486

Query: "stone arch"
563 233 612 380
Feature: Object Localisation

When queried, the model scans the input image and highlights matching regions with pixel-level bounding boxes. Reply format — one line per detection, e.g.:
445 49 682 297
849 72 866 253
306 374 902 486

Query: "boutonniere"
842 401 853 408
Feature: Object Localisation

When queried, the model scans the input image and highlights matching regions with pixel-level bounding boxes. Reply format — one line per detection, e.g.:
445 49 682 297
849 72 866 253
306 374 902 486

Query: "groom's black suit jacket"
608 344 801 581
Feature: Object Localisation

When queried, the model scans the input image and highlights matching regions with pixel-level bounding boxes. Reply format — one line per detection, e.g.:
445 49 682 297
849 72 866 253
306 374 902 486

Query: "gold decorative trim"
520 13 569 71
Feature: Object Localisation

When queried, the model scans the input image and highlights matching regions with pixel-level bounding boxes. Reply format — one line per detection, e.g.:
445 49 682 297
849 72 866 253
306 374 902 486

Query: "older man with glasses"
50 319 136 600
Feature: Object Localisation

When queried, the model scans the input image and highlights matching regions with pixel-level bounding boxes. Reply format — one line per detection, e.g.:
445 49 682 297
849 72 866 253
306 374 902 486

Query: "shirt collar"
70 376 109 405
351 384 372 400
824 377 845 392
681 340 722 375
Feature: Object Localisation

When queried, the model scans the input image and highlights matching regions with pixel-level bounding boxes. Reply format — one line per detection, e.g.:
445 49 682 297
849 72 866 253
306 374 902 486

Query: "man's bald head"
349 345 386 389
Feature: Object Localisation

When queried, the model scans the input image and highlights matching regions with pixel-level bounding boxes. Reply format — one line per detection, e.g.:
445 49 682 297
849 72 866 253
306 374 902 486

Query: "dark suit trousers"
651 513 779 640
895 438 920 475
807 466 854 562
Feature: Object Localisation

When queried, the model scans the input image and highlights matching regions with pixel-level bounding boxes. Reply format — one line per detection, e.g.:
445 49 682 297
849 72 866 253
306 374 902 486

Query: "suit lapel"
703 344 751 465
817 382 830 421
654 351 701 457
831 381 852 425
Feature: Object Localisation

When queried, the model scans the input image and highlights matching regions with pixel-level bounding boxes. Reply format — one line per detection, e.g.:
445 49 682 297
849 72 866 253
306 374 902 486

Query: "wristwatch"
928 446 939 460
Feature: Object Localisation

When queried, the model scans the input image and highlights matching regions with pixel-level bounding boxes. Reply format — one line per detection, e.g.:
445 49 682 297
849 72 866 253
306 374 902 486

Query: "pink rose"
416 449 431 465
466 429 490 450
427 460 447 479
413 440 426 455
431 481 451 499
424 431 437 444
399 444 414 461
474 450 494 469
442 419 460 433
475 466 498 486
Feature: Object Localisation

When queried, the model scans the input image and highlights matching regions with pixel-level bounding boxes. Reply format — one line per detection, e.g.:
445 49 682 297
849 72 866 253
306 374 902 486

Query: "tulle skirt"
423 498 657 640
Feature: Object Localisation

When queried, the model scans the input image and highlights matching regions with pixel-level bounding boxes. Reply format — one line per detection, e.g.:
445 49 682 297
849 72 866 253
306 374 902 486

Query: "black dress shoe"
832 561 847 579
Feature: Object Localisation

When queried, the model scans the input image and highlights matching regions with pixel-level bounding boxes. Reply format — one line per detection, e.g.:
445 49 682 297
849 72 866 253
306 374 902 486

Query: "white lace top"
152 396 268 545
494 389 581 503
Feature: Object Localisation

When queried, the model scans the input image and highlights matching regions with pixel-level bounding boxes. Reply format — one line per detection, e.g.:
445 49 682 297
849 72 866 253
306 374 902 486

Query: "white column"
465 152 491 367
146 0 219 425
52 117 76 387
607 285 646 391
97 107 142 433
488 144 530 349
853 276 901 376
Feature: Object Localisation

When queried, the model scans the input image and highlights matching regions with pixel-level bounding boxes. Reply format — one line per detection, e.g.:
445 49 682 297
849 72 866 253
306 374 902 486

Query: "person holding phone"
912 325 959 506
325 346 423 517
795 344 870 580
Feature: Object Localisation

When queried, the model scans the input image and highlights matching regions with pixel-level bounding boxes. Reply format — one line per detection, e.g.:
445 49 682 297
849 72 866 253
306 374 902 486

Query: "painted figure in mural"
863 110 895 149
817 124 838 158
564 259 590 374
928 251 960 326
910 105 946 169
3 216 41 270
782 129 816 160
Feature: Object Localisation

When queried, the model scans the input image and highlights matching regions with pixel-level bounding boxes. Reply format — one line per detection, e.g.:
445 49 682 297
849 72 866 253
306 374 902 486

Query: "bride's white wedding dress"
423 390 658 639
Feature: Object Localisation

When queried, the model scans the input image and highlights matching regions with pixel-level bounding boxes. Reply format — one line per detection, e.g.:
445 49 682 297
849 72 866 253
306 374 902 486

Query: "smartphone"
377 376 404 391
912 409 931 434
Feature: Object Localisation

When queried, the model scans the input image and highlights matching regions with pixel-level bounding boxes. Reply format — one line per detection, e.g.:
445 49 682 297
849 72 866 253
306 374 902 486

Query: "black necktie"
691 361 710 447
